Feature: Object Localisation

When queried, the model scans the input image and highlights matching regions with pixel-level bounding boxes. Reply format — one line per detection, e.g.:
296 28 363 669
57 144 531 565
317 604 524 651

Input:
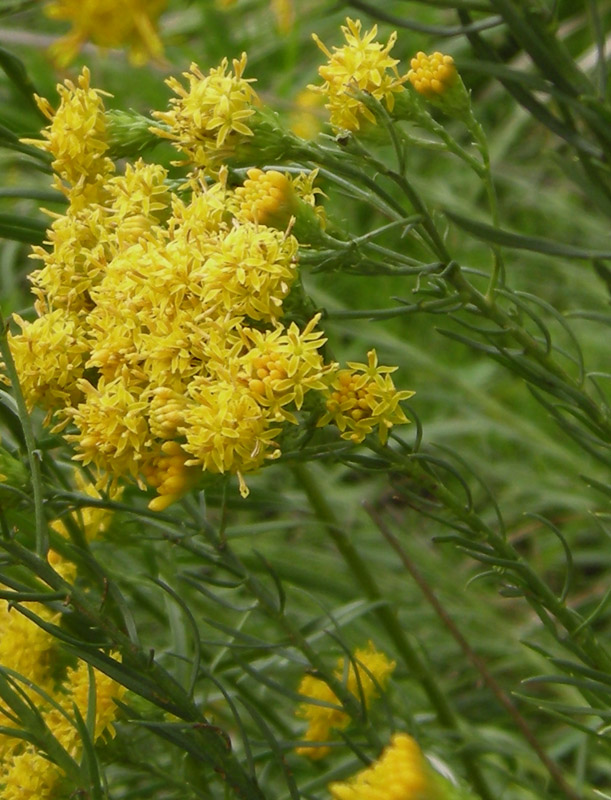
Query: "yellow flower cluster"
329 733 438 800
408 52 457 97
296 642 396 759
318 350 414 445
152 56 258 173
311 18 408 132
43 0 166 66
9 65 412 509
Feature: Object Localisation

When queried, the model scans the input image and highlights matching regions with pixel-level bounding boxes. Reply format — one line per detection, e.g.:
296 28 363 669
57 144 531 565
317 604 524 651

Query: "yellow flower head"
408 52 457 97
329 733 435 800
179 380 282 492
8 311 90 415
296 642 396 760
240 314 331 419
0 749 61 800
197 222 299 322
271 0 295 33
107 159 170 248
152 56 258 172
66 377 150 482
29 203 114 316
311 18 407 132
290 89 325 140
318 350 413 445
44 0 166 66
23 68 114 204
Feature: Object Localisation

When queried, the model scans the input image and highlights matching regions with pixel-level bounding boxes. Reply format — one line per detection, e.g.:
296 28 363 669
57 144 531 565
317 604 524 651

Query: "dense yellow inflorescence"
408 52 457 97
8 62 412 509
296 642 396 759
329 733 437 800
311 18 408 132
43 0 166 66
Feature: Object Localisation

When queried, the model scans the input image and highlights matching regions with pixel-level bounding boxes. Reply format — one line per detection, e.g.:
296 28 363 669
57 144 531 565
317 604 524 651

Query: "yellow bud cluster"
142 441 194 512
408 51 457 96
234 168 295 227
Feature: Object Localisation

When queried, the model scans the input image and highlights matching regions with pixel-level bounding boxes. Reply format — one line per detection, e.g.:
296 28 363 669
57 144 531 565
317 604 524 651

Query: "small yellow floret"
329 733 434 800
408 51 457 97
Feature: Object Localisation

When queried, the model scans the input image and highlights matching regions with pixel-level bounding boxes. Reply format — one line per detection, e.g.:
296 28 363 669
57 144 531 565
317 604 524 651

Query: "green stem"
292 461 496 800
0 310 48 556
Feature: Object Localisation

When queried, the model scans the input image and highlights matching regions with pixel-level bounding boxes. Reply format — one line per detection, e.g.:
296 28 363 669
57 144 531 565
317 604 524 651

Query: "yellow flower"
152 56 259 172
107 158 170 248
329 733 437 800
271 0 294 33
0 749 61 800
51 470 120 541
318 350 413 445
196 222 299 322
408 51 457 97
44 0 166 66
7 310 90 415
311 18 407 132
22 68 114 206
179 380 282 494
240 314 331 420
66 377 151 483
296 642 396 759
233 168 297 227
29 203 114 317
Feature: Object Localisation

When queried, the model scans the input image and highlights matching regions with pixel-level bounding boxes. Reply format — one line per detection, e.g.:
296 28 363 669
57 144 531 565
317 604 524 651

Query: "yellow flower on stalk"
234 168 297 227
311 18 407 132
318 350 413 445
271 0 294 33
296 642 396 760
44 0 166 66
29 204 114 317
152 56 259 172
329 733 440 800
290 89 324 140
233 168 326 237
22 68 114 206
408 51 457 97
